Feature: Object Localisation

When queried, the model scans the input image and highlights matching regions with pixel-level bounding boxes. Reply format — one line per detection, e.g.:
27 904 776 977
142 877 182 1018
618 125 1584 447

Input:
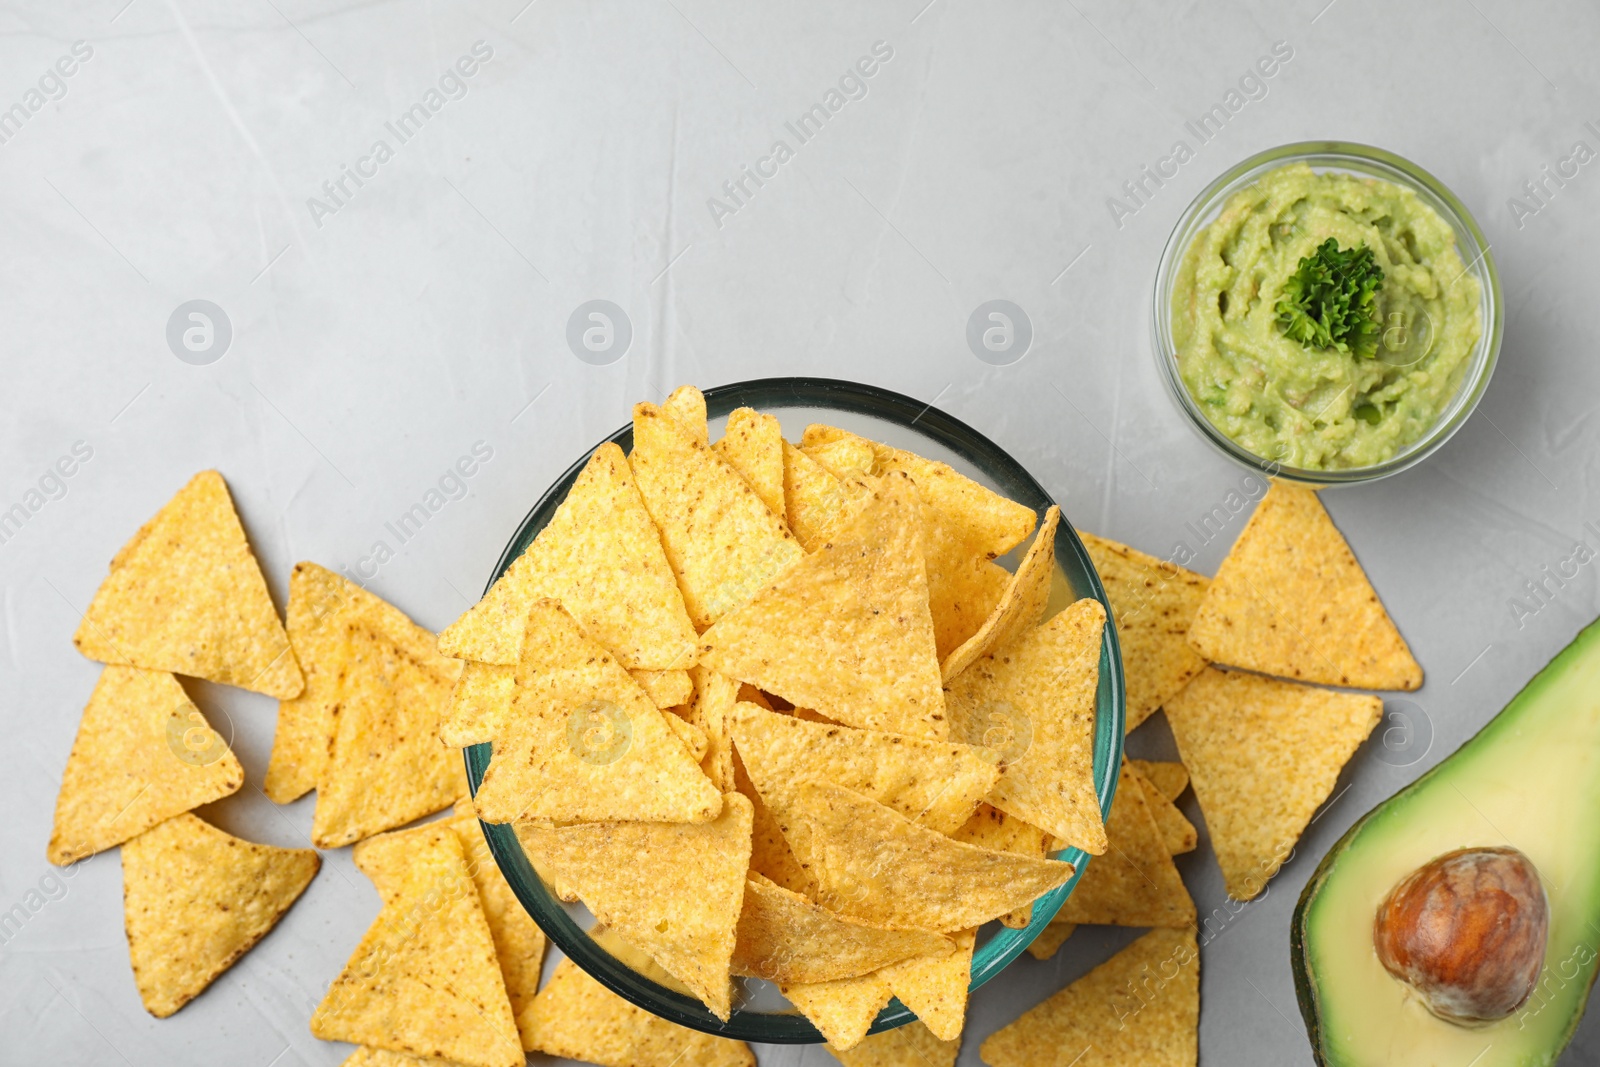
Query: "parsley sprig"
1275 238 1385 360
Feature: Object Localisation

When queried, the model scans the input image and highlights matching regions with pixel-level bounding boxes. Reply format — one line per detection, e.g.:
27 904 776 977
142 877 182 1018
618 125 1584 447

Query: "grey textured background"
3 1 1599 1064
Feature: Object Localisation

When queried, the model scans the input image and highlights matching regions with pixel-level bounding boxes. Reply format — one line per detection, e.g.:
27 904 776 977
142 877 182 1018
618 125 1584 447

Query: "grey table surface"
3 1 1599 1064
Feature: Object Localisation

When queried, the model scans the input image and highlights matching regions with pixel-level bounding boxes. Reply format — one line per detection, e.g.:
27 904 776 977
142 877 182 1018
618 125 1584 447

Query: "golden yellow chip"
789 784 1073 932
688 665 740 791
800 431 876 479
1187 482 1422 690
780 972 894 1051
918 496 1014 660
665 713 710 763
1131 758 1189 802
662 383 709 445
472 599 721 825
1165 666 1380 899
830 1020 959 1067
1137 769 1198 856
312 824 522 1067
730 702 996 835
877 926 975 1042
941 505 1058 680
337 1048 439 1066
122 814 318 1017
48 666 243 865
73 470 302 698
628 668 692 709
1023 921 1075 961
514 793 753 1020
734 746 811 893
945 598 1107 853
713 407 785 517
438 442 698 669
781 441 870 552
951 804 1051 927
528 957 756 1067
630 403 804 630
733 873 952 984
698 473 947 739
1055 760 1195 928
437 660 515 748
982 927 1198 1067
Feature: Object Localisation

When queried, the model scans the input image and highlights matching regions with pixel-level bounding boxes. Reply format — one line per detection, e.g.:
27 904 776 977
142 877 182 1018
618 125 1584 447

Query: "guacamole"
1172 163 1482 469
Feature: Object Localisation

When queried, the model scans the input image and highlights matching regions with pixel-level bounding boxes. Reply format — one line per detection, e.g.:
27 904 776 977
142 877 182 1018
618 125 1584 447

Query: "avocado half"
1293 614 1600 1066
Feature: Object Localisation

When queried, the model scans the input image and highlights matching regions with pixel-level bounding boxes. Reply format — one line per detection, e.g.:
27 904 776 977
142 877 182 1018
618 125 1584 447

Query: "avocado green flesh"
1296 617 1600 1067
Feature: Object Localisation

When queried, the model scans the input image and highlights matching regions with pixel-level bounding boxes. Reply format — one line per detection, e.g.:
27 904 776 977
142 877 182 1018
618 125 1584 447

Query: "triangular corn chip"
48 666 242 865
734 745 811 893
630 403 803 631
514 793 753 1019
790 784 1073 932
1023 921 1076 961
713 407 785 517
941 506 1058 680
1186 482 1422 690
437 442 697 669
733 873 952 984
829 1020 959 1067
527 957 756 1067
1135 768 1197 856
800 431 876 479
781 441 870 551
438 660 515 748
781 972 894 1051
698 473 947 739
689 666 740 791
730 703 996 835
1056 760 1195 927
665 713 709 762
945 598 1107 853
662 383 709 444
1165 667 1380 899
122 814 318 1017
919 498 1014 660
629 668 692 709
981 927 1199 1067
73 470 302 698
338 1049 441 1066
312 824 522 1067
951 804 1051 927
1131 758 1189 802
472 599 721 825
876 927 975 1042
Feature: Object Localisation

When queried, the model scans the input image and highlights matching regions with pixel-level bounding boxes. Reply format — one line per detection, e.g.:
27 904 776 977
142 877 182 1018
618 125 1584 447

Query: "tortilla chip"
981 927 1199 1067
1165 667 1381 899
121 814 318 1017
1023 922 1076 961
1131 759 1189 803
1187 482 1422 690
630 403 804 631
73 470 302 698
698 473 947 739
951 804 1051 927
1055 760 1195 928
438 442 697 670
734 746 812 893
877 927 975 1041
919 498 1015 660
781 441 871 552
688 666 740 791
514 793 753 1019
829 1020 958 1067
941 506 1058 680
437 661 516 748
789 784 1073 931
311 824 522 1067
730 702 996 835
311 623 466 848
338 1049 441 1067
48 666 243 865
1137 770 1198 856
629 668 692 709
472 599 721 825
528 957 756 1067
662 383 709 445
945 598 1107 853
665 713 710 762
781 972 894 1051
801 432 877 480
712 407 785 517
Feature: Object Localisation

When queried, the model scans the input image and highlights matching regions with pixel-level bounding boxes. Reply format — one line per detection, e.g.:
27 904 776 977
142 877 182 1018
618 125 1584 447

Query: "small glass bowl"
1151 141 1503 486
463 377 1126 1042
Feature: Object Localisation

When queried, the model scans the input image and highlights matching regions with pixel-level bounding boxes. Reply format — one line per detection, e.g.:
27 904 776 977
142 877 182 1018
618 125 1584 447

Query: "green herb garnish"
1276 238 1385 360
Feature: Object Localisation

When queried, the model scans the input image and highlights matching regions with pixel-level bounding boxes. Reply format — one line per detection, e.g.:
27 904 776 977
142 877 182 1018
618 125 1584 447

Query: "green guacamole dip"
1172 163 1482 469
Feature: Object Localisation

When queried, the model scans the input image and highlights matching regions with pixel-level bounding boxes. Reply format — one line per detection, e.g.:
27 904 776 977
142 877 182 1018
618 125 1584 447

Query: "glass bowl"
1151 140 1503 486
463 377 1126 1042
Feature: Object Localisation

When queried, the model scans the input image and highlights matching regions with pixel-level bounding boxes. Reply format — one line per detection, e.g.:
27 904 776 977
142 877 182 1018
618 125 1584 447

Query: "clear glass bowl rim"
462 376 1127 1042
1150 139 1504 486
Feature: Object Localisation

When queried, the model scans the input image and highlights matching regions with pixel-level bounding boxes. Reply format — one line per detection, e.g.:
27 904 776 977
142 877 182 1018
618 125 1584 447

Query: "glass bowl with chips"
463 377 1126 1042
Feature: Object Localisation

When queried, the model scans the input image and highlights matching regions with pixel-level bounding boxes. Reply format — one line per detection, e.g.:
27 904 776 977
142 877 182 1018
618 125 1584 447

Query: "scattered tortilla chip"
951 804 1051 927
121 813 318 1017
713 407 785 518
311 824 522 1067
800 431 876 479
730 703 996 835
629 668 692 709
630 403 804 630
338 1048 441 1067
781 441 870 551
665 713 710 763
734 746 812 893
1165 667 1380 899
48 666 243 865
1079 532 1212 733
1055 760 1195 928
790 784 1073 932
877 927 975 1041
73 470 302 698
688 666 740 791
1131 759 1189 803
311 623 466 848
514 793 753 1019
528 957 755 1067
781 972 893 1051
1137 770 1198 856
698 473 947 739
437 661 516 748
662 383 709 445
945 598 1107 853
941 506 1058 680
981 927 1199 1067
437 443 698 669
829 1020 958 1067
1023 922 1076 961
733 873 952 984
1186 482 1422 690
472 599 721 825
